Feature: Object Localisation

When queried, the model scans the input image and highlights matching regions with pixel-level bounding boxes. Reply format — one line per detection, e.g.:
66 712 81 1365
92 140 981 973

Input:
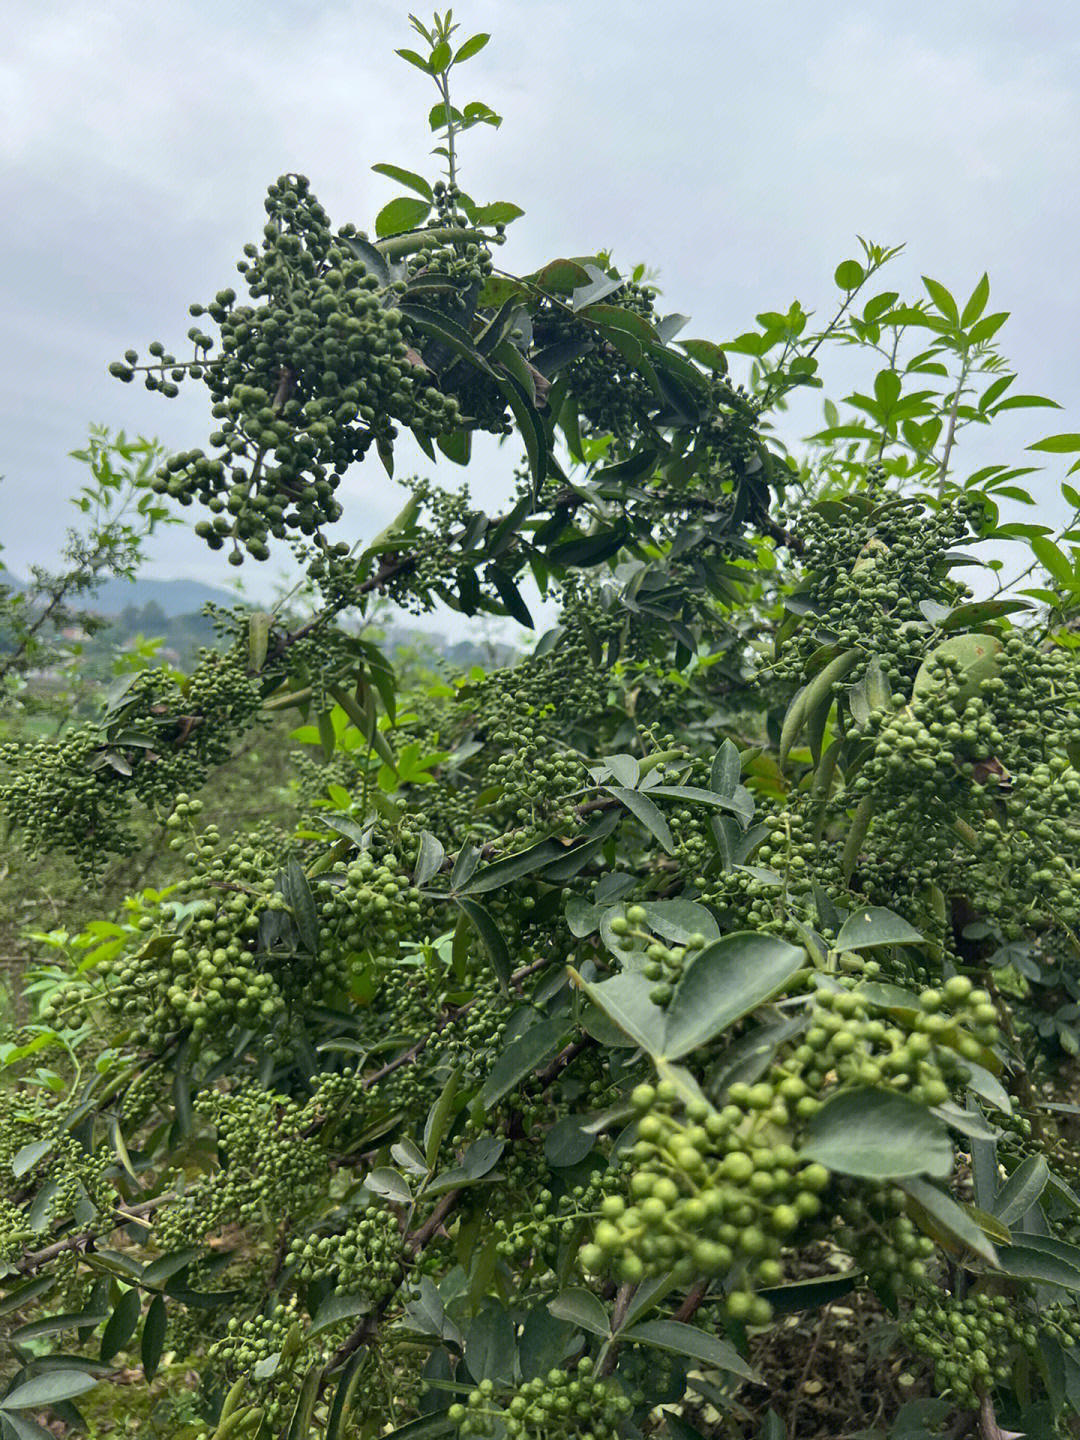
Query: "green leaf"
470 202 524 227
414 831 446 887
662 932 805 1060
424 1067 461 1171
780 648 862 767
395 47 432 74
285 1363 323 1440
756 1272 860 1316
457 837 565 895
465 1302 515 1384
913 634 1002 707
141 1293 166 1382
428 41 451 71
1031 535 1074 587
835 907 923 951
309 1293 371 1340
375 197 432 238
457 898 512 992
454 32 490 62
285 858 320 956
325 1352 365 1440
677 338 728 373
12 1310 110 1342
100 1288 141 1363
571 969 666 1056
2 1371 99 1409
900 1177 999 1266
486 566 533 628
141 1248 203 1289
371 164 433 201
0 1411 57 1440
478 1014 568 1109
12 1140 52 1178
366 1167 411 1203
494 367 548 497
834 260 866 291
622 1319 754 1379
710 738 741 797
1028 433 1080 453
544 1114 595 1168
802 1089 953 1180
607 786 675 854
996 1237 1080 1291
922 276 958 323
547 1288 611 1337
960 273 990 328
993 1154 1049 1226
519 1308 575 1380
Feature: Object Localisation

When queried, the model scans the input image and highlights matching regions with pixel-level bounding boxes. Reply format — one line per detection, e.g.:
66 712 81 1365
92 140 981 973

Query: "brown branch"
536 1037 590 1089
672 1281 708 1323
15 1192 176 1275
597 1282 636 1377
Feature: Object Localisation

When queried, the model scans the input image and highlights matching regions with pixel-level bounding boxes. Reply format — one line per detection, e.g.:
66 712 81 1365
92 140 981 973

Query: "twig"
15 1192 176 1275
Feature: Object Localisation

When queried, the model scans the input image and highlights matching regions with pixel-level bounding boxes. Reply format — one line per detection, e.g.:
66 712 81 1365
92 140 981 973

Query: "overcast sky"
3 0 1078 620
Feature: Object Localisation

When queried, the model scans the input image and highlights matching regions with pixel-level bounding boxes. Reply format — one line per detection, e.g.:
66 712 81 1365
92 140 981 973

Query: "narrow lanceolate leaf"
841 794 876 883
547 1287 611 1336
247 611 271 671
371 164 433 200
1028 433 1080 454
454 32 490 63
1 1370 100 1409
901 1176 999 1266
607 785 674 854
478 1014 569 1108
285 857 320 956
710 738 741 797
993 1154 1049 1227
457 899 513 991
424 1067 461 1170
141 1293 167 1381
285 1363 323 1440
802 1089 953 1180
100 1286 141 1363
621 1319 755 1380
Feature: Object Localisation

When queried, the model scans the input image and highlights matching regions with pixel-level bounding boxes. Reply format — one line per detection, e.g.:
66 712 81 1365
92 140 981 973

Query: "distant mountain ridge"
1 573 244 618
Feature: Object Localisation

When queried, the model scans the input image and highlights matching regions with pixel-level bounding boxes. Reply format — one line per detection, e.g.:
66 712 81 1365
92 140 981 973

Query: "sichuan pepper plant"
5 14 1080 1440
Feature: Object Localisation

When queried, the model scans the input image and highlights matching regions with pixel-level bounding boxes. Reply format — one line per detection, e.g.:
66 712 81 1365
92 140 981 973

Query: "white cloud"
2 0 1078 627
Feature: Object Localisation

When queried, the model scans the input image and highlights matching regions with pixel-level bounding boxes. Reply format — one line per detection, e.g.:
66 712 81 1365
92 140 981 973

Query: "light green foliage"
5 16 1080 1440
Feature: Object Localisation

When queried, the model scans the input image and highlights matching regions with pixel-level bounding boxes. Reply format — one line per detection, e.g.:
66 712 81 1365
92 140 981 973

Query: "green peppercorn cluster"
834 1183 936 1292
772 488 976 690
579 1081 827 1311
0 1198 32 1267
449 1359 632 1439
155 1086 327 1250
787 975 999 1105
286 1203 402 1299
0 643 263 874
901 1292 1046 1409
114 174 464 565
207 1302 310 1431
490 1150 628 1266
